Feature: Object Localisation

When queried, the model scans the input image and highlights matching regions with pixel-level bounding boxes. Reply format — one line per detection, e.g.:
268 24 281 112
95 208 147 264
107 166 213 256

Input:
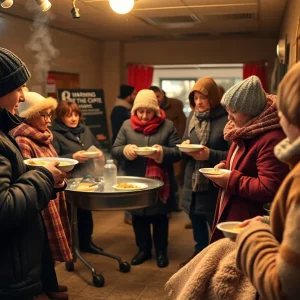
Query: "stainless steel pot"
65 176 163 211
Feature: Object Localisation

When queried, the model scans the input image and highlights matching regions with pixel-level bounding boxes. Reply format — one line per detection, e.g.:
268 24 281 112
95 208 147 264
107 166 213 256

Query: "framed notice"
57 89 110 153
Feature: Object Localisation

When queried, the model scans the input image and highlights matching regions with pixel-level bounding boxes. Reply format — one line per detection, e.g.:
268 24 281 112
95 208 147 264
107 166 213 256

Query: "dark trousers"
41 232 59 293
67 202 93 246
132 214 169 254
189 213 213 253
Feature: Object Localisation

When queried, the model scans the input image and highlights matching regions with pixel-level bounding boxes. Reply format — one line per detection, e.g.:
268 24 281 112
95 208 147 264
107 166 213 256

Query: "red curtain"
127 64 154 92
243 63 268 92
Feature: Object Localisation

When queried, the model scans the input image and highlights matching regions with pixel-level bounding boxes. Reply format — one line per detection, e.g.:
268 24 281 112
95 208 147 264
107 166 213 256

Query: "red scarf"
145 159 169 204
130 109 166 135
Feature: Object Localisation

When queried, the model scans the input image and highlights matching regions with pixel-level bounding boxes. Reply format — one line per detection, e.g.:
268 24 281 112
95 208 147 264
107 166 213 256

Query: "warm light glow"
0 0 13 8
109 0 134 14
35 0 52 12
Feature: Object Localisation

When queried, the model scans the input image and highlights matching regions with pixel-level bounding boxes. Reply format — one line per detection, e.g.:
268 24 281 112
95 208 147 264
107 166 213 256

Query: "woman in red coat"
205 76 289 243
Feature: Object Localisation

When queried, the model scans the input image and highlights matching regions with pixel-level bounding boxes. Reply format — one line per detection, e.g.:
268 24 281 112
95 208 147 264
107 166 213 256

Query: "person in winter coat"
11 91 72 300
205 76 289 243
0 48 67 300
179 77 230 268
112 89 181 268
234 61 300 300
51 100 104 254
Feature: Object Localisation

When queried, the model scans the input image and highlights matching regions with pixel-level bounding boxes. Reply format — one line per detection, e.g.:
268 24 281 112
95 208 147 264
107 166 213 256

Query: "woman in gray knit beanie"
204 76 289 243
0 48 68 300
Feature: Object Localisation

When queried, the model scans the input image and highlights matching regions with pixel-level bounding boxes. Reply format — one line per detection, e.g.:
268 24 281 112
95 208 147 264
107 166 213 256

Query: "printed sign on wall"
57 89 110 153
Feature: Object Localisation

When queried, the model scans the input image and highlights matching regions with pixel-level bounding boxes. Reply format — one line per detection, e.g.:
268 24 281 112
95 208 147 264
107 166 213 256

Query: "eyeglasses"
38 112 53 120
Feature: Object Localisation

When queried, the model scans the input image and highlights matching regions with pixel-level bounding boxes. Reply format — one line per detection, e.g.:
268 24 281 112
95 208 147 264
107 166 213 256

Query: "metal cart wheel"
93 274 105 287
119 261 131 273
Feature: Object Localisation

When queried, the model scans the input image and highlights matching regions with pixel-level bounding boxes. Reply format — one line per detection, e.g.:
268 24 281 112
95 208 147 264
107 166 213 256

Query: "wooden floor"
56 210 194 299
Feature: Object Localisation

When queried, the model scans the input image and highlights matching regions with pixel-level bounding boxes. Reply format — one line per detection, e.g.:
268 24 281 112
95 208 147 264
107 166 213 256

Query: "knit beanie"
18 91 57 119
119 84 135 99
0 48 31 97
131 89 161 117
221 76 267 117
189 77 221 110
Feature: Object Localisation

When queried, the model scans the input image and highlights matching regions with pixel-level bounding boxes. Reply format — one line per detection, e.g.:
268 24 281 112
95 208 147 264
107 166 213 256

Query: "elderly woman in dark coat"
180 77 230 268
112 89 181 268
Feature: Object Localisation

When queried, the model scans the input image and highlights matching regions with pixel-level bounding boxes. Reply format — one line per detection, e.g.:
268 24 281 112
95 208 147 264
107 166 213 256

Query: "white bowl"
199 168 231 175
176 144 204 153
217 221 244 239
134 147 157 156
82 151 99 158
24 157 79 172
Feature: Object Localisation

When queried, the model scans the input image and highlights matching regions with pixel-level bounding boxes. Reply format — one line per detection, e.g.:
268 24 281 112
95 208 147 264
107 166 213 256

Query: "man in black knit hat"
110 84 136 144
0 47 67 300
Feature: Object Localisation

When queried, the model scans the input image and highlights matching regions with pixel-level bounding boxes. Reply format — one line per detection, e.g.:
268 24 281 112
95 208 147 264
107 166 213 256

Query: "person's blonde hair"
277 62 300 128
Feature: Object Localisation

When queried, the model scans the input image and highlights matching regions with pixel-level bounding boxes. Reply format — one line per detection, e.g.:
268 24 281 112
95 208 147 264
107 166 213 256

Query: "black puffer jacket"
0 109 55 299
51 120 102 178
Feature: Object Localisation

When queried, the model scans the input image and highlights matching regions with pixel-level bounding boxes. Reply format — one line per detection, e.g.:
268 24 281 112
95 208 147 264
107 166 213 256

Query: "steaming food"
115 183 140 189
27 160 71 167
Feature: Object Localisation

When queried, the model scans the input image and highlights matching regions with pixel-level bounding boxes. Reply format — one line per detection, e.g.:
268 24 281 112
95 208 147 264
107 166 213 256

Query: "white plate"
112 182 148 191
176 144 204 153
199 168 231 175
24 157 78 172
82 151 99 158
134 147 157 156
217 221 244 239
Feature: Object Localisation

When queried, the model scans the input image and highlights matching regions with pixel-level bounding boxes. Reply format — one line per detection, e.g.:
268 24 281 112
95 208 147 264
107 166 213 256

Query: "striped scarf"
188 110 211 192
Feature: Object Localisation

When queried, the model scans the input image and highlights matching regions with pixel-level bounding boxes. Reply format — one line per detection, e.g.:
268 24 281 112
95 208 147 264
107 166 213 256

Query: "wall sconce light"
109 0 134 14
35 0 52 12
0 0 13 8
277 39 286 63
71 0 80 18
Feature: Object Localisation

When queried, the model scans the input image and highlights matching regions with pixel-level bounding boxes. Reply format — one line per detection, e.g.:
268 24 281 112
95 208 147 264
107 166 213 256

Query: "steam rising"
25 0 59 83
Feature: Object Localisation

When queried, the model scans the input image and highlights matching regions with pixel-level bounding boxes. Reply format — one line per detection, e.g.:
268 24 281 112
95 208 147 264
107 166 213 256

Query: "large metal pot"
65 176 163 211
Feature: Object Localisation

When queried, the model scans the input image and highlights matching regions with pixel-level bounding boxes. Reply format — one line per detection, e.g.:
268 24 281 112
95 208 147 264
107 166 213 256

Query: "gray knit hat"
221 76 267 117
0 48 31 97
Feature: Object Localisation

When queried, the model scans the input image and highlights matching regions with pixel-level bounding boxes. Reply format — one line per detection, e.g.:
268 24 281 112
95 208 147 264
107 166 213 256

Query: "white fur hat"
18 91 57 119
131 89 161 117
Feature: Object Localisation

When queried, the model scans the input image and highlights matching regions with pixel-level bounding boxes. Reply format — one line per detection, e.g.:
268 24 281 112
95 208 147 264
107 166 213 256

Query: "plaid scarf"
145 159 169 203
224 94 280 141
10 123 72 262
188 110 211 192
130 109 166 135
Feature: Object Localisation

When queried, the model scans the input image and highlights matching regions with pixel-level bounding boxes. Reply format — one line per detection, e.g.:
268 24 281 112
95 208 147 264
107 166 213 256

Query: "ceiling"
0 0 287 41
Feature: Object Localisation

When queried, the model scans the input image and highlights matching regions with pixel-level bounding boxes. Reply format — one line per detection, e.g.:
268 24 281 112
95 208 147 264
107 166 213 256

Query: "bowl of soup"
217 221 244 239
24 157 79 172
134 147 157 156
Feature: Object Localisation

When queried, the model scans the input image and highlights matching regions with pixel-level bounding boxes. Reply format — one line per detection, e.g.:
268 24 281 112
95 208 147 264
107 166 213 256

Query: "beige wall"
0 14 103 91
279 0 300 68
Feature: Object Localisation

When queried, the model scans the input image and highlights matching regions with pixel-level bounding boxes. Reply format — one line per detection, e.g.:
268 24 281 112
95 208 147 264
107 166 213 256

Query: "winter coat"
236 137 300 300
162 96 187 179
11 123 72 262
181 105 229 217
0 109 55 299
112 119 182 215
50 119 102 179
211 129 289 242
110 98 132 144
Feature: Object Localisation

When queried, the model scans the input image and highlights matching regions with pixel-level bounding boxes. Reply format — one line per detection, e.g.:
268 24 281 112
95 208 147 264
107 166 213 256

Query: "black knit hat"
119 84 135 99
0 48 31 97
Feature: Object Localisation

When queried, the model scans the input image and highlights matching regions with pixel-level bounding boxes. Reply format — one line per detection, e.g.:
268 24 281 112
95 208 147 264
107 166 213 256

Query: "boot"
79 240 103 254
45 291 68 300
156 251 169 268
131 250 152 265
179 250 199 268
